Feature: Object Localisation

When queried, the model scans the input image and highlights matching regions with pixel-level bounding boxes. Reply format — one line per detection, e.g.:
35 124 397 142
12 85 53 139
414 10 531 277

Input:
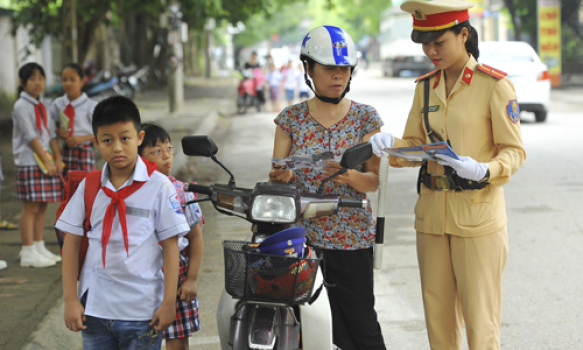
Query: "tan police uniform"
390 0 526 349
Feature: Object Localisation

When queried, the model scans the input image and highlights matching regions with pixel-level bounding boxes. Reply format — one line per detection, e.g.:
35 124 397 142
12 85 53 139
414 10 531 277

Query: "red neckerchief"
34 102 48 136
63 103 75 137
99 157 158 267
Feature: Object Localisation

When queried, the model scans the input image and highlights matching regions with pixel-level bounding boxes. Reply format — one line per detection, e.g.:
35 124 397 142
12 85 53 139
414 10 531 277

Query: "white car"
479 41 551 122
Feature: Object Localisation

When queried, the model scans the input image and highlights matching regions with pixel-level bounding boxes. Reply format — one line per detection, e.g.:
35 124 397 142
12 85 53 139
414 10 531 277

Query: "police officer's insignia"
414 9 427 20
506 99 520 124
420 105 439 113
169 195 183 214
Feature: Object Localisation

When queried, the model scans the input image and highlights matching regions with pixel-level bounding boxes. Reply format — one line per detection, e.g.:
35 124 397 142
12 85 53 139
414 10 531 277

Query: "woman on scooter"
268 25 386 350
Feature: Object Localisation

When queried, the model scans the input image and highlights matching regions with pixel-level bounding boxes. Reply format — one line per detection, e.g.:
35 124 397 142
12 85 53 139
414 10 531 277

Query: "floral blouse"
274 100 383 250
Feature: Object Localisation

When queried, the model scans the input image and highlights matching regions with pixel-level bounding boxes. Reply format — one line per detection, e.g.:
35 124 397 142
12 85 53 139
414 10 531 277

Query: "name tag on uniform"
421 105 440 113
126 207 150 218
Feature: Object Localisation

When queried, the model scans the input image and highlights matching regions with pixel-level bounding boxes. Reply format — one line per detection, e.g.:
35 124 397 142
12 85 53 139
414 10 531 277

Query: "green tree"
10 0 296 64
233 0 390 49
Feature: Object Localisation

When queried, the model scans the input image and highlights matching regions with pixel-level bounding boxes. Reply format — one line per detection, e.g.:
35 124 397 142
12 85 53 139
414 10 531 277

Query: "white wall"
0 14 55 99
0 16 18 97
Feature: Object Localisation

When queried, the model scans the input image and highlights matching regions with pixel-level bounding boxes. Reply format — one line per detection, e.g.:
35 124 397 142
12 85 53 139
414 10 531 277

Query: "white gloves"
370 132 395 157
435 154 488 182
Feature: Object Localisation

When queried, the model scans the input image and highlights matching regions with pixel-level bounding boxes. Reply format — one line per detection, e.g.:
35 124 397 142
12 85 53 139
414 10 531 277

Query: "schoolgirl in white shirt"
12 62 63 268
50 63 98 172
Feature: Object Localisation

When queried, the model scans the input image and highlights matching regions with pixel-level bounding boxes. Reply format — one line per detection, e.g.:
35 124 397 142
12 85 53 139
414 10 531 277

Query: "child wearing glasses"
138 123 204 350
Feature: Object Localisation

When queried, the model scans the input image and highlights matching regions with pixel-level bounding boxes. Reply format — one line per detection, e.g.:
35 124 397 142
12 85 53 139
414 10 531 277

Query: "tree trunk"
76 12 106 65
503 0 522 41
135 14 148 67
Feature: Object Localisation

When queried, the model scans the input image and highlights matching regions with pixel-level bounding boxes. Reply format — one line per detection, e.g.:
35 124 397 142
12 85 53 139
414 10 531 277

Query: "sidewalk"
0 76 237 350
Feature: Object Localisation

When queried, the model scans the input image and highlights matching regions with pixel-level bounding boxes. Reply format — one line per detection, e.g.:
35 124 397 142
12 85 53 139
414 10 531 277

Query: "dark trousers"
322 248 387 350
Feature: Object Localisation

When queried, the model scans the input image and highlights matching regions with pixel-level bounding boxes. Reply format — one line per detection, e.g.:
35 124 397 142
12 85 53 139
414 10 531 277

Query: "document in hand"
272 150 344 170
382 141 460 162
59 110 70 130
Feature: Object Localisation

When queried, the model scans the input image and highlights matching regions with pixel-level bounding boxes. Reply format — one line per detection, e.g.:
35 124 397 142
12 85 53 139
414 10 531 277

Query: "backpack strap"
78 170 102 280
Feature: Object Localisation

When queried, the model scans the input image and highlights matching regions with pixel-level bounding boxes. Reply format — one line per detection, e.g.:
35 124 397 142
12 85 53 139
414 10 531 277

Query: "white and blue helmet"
300 26 358 68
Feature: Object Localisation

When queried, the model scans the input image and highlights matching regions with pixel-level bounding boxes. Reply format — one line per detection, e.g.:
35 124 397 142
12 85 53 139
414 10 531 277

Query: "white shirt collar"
101 156 151 189
64 93 89 108
20 91 40 105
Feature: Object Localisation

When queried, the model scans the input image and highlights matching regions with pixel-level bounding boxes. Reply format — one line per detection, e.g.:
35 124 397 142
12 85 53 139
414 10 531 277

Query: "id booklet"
382 141 460 162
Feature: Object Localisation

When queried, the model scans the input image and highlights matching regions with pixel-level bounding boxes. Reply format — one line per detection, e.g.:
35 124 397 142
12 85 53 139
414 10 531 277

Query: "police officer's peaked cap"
400 0 475 44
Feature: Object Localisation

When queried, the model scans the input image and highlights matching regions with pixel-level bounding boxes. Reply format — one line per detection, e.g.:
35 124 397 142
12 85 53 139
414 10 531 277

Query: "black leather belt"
417 79 489 192
417 163 489 191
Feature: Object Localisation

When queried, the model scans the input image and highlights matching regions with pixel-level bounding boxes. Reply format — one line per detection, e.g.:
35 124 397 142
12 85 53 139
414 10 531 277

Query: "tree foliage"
9 0 296 63
233 0 391 48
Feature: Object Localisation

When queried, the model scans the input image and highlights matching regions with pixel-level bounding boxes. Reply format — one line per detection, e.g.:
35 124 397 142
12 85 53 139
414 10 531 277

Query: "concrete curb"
171 110 220 174
22 302 83 350
22 108 223 350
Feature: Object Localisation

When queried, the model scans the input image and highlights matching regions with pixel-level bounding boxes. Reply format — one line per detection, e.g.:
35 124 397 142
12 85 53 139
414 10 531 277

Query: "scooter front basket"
223 240 321 304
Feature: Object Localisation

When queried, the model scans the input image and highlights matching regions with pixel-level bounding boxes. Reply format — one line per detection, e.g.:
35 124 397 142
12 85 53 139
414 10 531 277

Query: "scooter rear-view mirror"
182 135 236 187
340 142 373 169
317 142 373 194
182 135 219 157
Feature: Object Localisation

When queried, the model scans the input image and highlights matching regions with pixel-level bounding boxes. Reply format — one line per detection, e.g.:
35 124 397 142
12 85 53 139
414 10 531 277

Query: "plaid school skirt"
63 143 95 172
16 166 63 202
164 251 201 340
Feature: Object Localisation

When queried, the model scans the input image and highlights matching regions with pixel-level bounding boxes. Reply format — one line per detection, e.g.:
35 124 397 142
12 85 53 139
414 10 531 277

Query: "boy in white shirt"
57 96 189 350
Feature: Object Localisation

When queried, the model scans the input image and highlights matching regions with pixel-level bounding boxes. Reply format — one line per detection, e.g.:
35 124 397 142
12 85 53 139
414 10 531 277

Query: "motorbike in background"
44 69 134 102
237 68 263 114
181 136 372 350
116 63 150 95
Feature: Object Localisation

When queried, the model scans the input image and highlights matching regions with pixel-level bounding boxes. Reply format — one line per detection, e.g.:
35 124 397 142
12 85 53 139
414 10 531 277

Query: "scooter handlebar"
339 199 367 209
187 183 212 196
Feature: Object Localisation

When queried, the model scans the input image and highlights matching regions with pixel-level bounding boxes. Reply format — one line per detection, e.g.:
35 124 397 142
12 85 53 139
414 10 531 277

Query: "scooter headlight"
251 195 296 223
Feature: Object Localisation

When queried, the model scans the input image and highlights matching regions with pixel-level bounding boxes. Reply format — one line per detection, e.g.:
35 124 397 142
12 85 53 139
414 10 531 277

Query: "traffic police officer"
370 0 526 349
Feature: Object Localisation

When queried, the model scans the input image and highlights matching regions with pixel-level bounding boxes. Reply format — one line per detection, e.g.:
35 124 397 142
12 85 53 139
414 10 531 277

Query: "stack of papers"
382 141 459 162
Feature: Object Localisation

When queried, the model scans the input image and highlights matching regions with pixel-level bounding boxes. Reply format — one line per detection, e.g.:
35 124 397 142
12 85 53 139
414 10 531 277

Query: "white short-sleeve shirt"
49 93 97 143
55 157 190 321
12 92 56 166
283 68 297 90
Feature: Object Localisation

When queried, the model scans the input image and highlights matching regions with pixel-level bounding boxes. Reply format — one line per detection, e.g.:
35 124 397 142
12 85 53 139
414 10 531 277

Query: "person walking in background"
50 63 98 173
57 96 188 349
12 62 63 268
244 51 260 69
282 60 297 106
296 62 310 101
269 26 386 350
370 0 526 348
266 63 282 112
139 123 204 350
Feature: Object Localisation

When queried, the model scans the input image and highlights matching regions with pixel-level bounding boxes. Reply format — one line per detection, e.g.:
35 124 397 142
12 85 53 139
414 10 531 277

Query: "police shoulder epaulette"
414 69 440 83
476 64 507 80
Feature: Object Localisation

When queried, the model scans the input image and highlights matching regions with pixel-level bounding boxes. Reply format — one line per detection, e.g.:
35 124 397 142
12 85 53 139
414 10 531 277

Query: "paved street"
187 67 583 349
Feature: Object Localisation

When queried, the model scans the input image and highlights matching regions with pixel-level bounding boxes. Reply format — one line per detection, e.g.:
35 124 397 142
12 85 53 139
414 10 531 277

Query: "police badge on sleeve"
507 99 520 124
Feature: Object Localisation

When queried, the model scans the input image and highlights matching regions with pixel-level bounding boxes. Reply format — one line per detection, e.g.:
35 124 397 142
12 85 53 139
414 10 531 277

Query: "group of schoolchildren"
10 61 204 349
